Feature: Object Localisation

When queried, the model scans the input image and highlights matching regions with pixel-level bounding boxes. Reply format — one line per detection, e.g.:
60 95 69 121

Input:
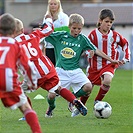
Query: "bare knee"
82 83 92 92
48 92 56 99
19 102 31 114
55 86 62 95
103 75 112 85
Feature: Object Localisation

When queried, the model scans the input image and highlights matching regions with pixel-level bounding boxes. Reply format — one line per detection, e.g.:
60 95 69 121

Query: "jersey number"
0 46 10 64
23 42 38 58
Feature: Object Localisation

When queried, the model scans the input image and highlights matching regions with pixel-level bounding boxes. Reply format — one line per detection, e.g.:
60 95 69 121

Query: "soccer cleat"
18 117 25 121
68 102 80 117
71 108 80 117
45 108 53 118
68 102 74 112
73 99 87 116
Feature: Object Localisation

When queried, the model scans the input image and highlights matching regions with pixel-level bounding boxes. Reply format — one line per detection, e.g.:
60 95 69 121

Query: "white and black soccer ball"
93 101 112 119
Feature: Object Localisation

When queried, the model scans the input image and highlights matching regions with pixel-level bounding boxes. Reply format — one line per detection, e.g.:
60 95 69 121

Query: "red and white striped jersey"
15 19 54 79
86 28 130 71
0 37 37 92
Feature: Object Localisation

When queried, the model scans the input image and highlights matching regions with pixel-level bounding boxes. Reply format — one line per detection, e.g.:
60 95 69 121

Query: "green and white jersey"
45 31 97 70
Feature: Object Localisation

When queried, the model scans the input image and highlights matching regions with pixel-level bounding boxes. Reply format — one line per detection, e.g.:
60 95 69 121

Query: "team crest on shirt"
61 47 76 58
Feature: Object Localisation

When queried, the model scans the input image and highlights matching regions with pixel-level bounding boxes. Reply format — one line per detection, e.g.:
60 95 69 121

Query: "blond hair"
69 13 84 26
15 18 24 34
46 0 63 20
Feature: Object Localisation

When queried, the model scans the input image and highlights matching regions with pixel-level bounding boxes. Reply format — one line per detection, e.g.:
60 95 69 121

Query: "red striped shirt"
15 23 54 78
87 29 130 71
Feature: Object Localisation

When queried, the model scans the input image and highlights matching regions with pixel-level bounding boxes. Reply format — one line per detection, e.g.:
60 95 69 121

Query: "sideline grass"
0 69 132 133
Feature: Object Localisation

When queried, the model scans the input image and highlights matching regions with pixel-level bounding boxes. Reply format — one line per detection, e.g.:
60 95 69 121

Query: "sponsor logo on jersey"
61 41 80 47
61 47 76 58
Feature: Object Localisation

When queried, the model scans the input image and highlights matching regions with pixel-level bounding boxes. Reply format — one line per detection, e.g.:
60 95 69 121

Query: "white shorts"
56 67 91 93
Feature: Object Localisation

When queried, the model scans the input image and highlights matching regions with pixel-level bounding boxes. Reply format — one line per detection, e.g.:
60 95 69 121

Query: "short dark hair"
97 9 115 27
99 9 115 21
0 13 16 36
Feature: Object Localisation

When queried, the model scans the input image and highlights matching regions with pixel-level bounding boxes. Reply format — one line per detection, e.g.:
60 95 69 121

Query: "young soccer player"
73 9 130 116
15 15 88 120
44 13 121 117
0 13 42 133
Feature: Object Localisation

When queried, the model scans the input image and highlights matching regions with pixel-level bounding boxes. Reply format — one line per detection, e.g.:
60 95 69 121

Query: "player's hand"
118 60 127 66
85 50 95 58
111 60 123 67
110 59 120 64
90 50 95 58
45 14 52 19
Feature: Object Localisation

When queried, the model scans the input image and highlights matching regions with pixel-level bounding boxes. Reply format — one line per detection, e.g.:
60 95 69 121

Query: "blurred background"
0 0 132 70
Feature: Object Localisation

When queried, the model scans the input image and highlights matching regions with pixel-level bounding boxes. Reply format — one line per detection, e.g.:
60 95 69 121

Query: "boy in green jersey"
45 13 120 117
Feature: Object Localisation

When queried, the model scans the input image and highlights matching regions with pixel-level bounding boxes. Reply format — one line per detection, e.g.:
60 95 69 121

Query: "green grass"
0 69 133 133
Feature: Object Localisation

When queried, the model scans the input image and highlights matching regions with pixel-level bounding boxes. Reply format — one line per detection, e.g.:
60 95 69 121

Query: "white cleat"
71 108 80 117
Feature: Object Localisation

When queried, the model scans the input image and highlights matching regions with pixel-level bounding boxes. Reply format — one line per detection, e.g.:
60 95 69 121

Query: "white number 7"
0 46 10 64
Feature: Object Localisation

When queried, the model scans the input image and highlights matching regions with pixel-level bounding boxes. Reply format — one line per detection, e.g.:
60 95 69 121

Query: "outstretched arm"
95 49 122 65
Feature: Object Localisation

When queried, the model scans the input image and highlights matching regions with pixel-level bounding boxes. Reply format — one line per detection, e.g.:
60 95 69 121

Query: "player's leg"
18 80 36 121
19 102 42 133
18 94 32 121
95 74 113 101
71 68 93 98
45 92 56 117
67 68 92 117
94 65 115 102
44 80 88 117
44 67 88 117
69 82 92 117
44 68 75 117
74 83 92 98
56 86 88 116
1 91 42 133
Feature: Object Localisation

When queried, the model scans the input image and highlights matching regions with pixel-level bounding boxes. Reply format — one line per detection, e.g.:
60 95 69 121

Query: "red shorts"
19 65 60 93
38 66 59 91
0 68 27 109
0 87 27 110
87 64 118 85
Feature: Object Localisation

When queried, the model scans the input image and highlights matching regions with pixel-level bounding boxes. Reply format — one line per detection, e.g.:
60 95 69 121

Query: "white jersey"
44 12 69 48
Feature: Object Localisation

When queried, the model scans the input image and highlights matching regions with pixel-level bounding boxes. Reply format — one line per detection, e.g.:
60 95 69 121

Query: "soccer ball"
93 101 112 119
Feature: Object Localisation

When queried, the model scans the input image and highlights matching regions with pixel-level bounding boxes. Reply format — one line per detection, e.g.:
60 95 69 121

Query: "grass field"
0 69 132 133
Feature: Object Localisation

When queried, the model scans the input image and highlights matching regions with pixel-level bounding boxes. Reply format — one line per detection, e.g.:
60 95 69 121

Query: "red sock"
26 96 32 108
80 95 90 105
60 88 76 103
95 84 110 101
24 109 42 133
